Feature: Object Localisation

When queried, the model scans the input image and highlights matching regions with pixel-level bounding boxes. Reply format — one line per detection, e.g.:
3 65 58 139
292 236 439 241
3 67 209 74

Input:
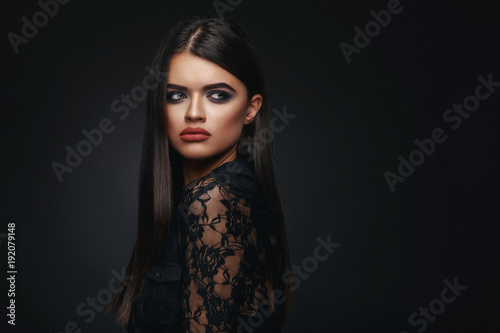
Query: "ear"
244 94 263 125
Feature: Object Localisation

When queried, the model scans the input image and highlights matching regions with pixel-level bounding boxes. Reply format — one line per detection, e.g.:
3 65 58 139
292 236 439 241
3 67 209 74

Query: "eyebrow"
166 82 236 93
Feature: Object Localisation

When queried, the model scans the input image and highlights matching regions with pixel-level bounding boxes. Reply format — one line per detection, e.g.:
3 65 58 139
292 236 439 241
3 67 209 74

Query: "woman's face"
165 52 261 161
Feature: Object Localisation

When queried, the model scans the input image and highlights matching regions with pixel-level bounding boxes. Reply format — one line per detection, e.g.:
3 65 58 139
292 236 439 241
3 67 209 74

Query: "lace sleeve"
180 180 255 332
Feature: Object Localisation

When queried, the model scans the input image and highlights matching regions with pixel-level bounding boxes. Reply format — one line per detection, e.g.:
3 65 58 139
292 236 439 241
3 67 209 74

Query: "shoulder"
181 157 261 206
178 157 277 231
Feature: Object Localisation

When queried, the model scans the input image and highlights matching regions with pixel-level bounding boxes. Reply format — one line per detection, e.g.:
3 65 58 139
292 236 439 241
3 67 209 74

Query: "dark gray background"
2 0 499 332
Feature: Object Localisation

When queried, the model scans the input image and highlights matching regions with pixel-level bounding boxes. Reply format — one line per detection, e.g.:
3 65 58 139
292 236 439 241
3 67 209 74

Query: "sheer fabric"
127 157 286 332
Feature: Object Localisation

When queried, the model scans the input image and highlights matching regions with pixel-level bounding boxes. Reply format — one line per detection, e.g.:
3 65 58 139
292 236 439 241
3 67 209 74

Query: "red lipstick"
179 127 211 142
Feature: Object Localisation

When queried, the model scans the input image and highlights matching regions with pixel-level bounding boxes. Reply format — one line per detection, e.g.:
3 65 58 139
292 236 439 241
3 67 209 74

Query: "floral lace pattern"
178 160 284 332
126 157 285 332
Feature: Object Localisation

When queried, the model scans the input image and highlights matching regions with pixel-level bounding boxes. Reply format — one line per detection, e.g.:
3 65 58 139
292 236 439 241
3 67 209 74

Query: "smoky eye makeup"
166 90 234 103
207 90 233 103
166 91 186 103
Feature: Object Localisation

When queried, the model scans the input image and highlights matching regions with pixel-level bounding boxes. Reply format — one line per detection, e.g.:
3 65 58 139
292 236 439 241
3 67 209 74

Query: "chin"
174 147 216 161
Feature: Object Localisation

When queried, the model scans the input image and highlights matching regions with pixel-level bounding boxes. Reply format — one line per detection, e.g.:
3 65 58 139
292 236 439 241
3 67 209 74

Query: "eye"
166 91 186 102
208 91 231 102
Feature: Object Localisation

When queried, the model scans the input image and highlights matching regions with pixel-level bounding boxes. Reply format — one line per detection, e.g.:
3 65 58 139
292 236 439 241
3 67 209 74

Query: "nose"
185 93 205 122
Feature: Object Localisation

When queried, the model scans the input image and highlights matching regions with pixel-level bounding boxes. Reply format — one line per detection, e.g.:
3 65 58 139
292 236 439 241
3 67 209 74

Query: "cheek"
222 99 247 125
215 106 246 136
165 109 179 140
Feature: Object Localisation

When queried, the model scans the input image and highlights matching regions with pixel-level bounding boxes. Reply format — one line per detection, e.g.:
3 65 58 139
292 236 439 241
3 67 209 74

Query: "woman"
107 16 293 332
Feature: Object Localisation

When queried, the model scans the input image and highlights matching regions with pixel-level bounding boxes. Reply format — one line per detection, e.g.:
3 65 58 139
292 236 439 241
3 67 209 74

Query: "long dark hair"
107 16 293 327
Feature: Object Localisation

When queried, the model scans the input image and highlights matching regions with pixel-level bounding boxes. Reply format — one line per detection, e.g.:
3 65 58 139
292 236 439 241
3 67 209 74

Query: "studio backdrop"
2 0 499 332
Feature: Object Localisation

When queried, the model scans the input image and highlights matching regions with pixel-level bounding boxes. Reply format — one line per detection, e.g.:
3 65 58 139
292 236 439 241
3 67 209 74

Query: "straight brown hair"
106 16 293 327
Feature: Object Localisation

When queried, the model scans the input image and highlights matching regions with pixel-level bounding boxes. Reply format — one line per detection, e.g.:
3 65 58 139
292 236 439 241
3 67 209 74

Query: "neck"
182 146 238 186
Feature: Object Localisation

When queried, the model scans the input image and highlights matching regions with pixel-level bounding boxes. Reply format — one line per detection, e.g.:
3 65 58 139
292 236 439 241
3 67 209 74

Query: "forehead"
167 52 243 89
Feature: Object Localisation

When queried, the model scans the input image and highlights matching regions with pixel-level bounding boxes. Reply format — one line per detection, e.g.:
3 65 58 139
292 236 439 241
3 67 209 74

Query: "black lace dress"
126 157 287 332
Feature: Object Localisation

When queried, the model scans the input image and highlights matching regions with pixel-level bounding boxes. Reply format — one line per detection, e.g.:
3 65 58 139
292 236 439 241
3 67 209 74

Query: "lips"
179 127 211 142
179 127 211 136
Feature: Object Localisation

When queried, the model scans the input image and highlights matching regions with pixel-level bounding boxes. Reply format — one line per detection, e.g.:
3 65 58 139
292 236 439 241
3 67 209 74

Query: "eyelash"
166 91 232 103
